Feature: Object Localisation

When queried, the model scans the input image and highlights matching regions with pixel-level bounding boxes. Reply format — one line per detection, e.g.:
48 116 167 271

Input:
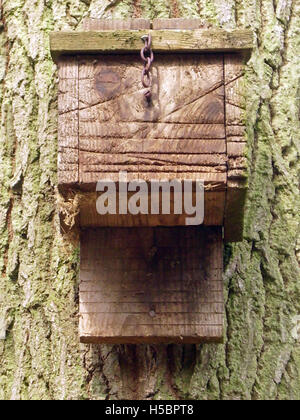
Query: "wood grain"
79 139 226 154
78 54 226 203
56 47 248 237
81 18 151 31
152 19 206 30
79 122 226 139
77 188 224 227
57 57 78 186
79 172 226 188
224 53 248 241
79 226 224 344
50 29 254 61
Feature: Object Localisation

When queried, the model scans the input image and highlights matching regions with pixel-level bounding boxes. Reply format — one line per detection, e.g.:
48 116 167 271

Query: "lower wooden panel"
79 226 224 344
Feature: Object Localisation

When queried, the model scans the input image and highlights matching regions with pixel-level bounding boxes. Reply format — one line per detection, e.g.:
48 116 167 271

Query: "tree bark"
0 0 299 400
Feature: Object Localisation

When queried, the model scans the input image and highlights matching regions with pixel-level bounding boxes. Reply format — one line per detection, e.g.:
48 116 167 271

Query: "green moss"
177 0 200 18
139 0 171 20
111 0 135 18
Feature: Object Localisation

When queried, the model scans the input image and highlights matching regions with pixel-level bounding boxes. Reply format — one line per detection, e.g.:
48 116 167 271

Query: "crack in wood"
161 81 225 121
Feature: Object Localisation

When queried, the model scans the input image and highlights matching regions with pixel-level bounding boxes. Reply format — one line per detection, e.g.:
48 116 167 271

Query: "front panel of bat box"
77 54 226 227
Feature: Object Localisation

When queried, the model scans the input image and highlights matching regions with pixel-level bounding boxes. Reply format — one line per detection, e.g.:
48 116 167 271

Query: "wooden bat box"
51 19 253 344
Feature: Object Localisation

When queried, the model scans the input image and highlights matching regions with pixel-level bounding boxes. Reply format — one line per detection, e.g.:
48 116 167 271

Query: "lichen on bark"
0 0 299 400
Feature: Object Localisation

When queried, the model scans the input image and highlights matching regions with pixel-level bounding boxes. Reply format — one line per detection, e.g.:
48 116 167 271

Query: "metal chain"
140 34 154 103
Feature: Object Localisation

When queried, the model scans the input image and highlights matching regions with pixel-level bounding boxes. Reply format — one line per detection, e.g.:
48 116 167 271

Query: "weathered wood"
227 169 247 179
224 53 248 241
78 189 225 227
226 126 245 137
79 139 226 154
227 142 247 156
78 53 224 120
80 152 227 166
79 122 226 139
80 300 223 313
228 157 247 170
80 329 223 344
77 53 227 222
78 172 226 187
57 57 78 186
81 164 226 174
79 226 224 344
56 48 248 238
79 287 223 302
50 29 254 61
152 18 206 30
81 18 151 31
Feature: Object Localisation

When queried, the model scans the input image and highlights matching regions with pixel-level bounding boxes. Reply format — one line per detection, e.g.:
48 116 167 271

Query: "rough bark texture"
0 0 299 400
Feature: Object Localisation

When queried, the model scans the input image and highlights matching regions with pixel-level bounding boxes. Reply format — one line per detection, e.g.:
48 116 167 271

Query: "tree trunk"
0 0 299 400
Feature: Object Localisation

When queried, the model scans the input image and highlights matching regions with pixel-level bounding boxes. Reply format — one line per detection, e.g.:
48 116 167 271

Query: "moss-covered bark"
0 0 299 400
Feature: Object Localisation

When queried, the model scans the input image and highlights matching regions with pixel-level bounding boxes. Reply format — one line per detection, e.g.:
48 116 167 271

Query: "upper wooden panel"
50 29 254 61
